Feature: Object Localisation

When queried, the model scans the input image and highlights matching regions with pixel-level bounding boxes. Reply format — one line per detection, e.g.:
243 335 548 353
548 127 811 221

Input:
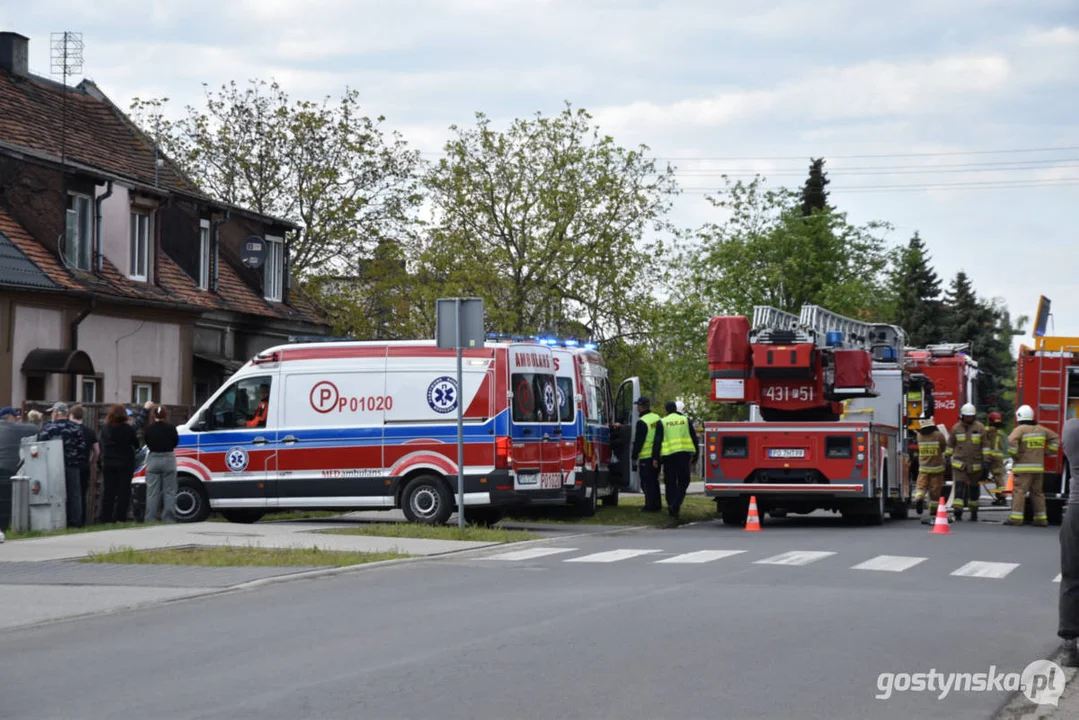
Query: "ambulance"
546 340 642 514
133 340 567 525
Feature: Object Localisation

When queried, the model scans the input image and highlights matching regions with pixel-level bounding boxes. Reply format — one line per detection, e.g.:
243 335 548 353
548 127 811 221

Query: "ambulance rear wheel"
221 510 265 524
601 490 619 507
402 475 453 525
573 484 598 517
463 507 504 526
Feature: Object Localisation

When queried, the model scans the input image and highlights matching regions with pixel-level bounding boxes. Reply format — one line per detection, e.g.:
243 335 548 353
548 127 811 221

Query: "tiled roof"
0 225 58 290
0 73 198 195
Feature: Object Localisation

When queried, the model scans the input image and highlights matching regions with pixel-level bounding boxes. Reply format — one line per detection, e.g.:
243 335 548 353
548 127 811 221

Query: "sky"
3 0 1078 336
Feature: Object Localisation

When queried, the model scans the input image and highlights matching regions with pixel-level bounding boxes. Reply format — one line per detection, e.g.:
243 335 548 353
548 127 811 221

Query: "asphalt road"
0 513 1063 720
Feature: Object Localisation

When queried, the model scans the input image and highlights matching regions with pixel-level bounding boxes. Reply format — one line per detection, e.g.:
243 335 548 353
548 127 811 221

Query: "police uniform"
652 404 698 519
1006 421 1060 526
632 398 662 512
947 418 986 521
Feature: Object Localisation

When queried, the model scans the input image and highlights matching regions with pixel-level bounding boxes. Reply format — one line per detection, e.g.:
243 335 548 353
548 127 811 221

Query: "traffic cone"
929 496 951 535
745 496 761 532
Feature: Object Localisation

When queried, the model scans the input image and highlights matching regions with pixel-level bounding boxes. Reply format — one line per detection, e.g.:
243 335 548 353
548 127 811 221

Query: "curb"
0 523 649 633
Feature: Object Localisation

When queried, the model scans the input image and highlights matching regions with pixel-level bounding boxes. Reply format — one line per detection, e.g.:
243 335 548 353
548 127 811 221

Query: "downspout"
211 211 230 293
69 299 95 400
94 181 114 273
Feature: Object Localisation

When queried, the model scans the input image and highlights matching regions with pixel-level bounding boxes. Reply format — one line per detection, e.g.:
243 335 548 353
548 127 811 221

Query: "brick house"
0 31 329 408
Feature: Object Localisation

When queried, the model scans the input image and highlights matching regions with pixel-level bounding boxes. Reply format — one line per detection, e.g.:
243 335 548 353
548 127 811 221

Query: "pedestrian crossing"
482 546 1060 582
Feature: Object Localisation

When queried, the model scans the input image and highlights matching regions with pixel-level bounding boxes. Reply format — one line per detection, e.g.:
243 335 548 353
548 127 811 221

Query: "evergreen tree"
943 271 1016 417
800 158 831 216
892 232 945 346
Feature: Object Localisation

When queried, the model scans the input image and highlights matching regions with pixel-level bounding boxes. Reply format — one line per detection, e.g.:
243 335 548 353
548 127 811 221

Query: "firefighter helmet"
960 403 976 418
988 411 1003 425
1016 405 1035 422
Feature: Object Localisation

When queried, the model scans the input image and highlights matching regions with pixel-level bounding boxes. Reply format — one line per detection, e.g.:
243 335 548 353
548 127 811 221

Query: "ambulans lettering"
310 380 393 414
427 376 458 414
513 352 552 369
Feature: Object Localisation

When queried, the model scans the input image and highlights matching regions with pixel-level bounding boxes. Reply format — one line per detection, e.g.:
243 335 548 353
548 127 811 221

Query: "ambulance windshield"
511 372 558 423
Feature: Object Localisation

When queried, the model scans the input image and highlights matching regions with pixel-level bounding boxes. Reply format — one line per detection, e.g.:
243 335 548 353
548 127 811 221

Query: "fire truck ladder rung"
752 306 801 332
798 305 873 347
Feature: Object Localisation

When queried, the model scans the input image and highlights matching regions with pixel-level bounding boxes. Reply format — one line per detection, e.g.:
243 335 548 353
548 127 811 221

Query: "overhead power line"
679 177 1079 194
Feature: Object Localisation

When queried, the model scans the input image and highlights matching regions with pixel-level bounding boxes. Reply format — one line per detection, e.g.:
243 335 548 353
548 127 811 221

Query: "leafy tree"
130 80 422 276
891 232 946 347
420 104 677 341
800 157 830 216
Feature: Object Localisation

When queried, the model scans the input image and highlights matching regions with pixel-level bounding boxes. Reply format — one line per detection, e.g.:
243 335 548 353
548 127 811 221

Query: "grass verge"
81 545 407 567
4 521 161 541
321 523 540 543
505 494 716 527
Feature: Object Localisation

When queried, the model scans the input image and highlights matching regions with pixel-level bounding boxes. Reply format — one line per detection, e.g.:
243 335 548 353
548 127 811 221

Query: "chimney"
0 32 29 77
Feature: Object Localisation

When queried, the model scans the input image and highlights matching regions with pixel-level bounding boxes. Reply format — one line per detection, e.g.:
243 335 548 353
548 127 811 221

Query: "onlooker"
143 404 179 523
0 406 21 422
39 402 87 528
70 405 100 525
25 409 43 431
0 408 39 533
1059 418 1079 667
99 404 140 524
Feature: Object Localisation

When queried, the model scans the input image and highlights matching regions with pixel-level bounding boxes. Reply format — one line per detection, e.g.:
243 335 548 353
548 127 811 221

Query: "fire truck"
1015 295 1076 525
703 305 914 526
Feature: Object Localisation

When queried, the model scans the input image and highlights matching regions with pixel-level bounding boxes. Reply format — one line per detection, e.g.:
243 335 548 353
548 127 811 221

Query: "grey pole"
456 298 465 530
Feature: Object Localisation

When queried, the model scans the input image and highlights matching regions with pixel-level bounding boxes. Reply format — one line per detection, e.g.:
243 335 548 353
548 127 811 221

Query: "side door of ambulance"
192 372 279 507
611 377 641 492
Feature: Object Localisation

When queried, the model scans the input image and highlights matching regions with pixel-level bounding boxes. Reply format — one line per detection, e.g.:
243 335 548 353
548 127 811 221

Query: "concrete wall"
12 305 64 401
76 314 183 405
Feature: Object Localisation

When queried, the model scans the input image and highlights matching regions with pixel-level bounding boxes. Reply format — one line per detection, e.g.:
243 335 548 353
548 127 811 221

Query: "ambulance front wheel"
173 478 211 523
401 475 454 525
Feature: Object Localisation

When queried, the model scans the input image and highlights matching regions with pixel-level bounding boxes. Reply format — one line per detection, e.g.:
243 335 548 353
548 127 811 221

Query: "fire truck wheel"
601 490 620 507
888 501 909 521
864 492 885 526
721 503 748 526
401 475 454 525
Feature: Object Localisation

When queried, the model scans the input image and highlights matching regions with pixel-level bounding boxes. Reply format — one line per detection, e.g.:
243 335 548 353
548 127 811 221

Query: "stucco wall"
99 183 131 276
12 305 65 401
76 314 183 405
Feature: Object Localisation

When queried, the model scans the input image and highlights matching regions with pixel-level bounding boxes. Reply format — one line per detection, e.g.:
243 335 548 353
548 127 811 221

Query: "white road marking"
852 555 927 573
484 547 578 561
753 551 836 566
951 561 1020 579
564 549 662 563
1055 574 1062 583
655 550 747 564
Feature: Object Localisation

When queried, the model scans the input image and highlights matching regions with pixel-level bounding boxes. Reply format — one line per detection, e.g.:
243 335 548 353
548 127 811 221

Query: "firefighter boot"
954 506 963 522
915 496 924 515
969 506 978 522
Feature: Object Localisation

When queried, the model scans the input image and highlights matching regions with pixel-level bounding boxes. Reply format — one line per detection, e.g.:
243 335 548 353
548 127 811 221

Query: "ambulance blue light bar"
485 333 598 350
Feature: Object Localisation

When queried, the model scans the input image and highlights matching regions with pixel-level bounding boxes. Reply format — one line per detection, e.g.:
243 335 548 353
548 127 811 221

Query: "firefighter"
946 403 986 521
652 401 698 519
631 397 662 513
913 419 948 523
983 411 1009 506
1004 404 1060 526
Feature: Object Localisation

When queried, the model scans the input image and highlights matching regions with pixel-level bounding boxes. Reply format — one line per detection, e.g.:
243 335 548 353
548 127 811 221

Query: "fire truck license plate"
769 448 806 459
539 473 562 489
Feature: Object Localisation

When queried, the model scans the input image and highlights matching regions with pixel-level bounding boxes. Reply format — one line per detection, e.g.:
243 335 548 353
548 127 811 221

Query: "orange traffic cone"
745 496 762 532
1006 471 1014 494
929 496 951 535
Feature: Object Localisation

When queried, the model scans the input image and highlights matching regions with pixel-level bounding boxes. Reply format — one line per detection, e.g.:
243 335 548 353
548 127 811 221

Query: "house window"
129 212 151 281
264 235 284 302
65 193 93 270
199 219 212 290
81 377 103 403
26 375 46 402
132 380 159 405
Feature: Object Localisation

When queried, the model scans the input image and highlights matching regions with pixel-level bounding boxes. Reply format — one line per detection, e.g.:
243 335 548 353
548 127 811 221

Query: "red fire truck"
704 305 912 526
1015 295 1076 525
904 344 979 432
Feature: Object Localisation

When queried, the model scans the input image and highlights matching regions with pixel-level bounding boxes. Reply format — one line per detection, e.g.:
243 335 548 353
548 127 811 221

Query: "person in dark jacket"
631 397 663 513
143 404 180 523
98 404 141 524
39 402 87 528
70 405 100 526
1059 418 1079 667
651 401 699 519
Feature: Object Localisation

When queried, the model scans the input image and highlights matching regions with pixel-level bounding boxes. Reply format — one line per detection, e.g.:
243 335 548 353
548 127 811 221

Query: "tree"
800 157 830 216
420 105 678 341
130 80 423 276
891 232 945 346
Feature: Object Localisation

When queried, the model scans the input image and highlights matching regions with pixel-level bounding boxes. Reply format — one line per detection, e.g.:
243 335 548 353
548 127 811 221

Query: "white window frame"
65 193 93 271
133 382 154 406
264 235 284 302
198 219 212 290
81 377 98 403
129 211 151 282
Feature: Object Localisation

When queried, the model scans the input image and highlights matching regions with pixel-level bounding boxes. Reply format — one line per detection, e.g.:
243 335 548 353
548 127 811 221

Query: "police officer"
983 411 1009 506
631 397 662 513
652 401 698 519
946 403 986 522
1005 404 1060 526
913 419 948 523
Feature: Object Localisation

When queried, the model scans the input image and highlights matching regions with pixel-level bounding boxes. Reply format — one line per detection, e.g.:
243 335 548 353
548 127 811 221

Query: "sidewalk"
995 650 1079 719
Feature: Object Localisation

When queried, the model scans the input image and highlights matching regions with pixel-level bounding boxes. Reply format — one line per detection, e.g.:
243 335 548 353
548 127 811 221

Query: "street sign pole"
435 297 484 531
455 299 465 530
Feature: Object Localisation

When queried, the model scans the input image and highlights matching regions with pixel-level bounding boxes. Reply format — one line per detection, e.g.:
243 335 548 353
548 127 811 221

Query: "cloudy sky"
3 0 1078 334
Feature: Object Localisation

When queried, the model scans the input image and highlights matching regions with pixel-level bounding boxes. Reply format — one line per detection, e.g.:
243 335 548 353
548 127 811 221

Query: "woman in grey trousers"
143 405 180 523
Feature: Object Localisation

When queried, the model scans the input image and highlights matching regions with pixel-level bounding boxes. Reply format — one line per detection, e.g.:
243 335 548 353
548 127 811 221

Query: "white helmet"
675 400 685 414
960 403 976 417
1016 405 1035 422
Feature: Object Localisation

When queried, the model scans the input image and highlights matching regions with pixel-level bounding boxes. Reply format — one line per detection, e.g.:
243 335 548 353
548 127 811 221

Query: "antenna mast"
50 31 84 170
